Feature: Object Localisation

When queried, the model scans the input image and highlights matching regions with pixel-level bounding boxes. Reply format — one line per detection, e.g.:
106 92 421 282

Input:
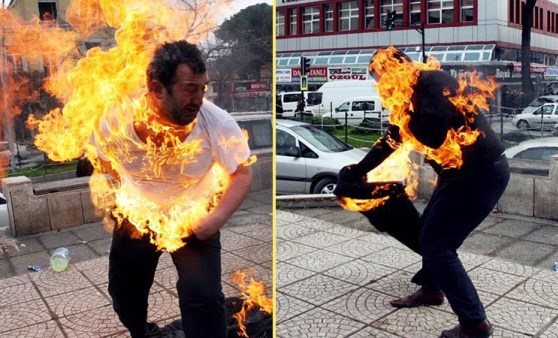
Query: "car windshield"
530 97 554 107
291 125 353 152
307 92 322 105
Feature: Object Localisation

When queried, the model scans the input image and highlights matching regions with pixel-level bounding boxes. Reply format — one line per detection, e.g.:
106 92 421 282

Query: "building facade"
276 0 558 110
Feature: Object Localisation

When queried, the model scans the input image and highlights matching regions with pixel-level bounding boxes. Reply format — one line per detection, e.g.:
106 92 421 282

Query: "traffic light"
385 10 396 31
300 56 311 75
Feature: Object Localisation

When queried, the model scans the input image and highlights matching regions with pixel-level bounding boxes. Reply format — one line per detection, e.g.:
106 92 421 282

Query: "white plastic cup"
50 247 71 272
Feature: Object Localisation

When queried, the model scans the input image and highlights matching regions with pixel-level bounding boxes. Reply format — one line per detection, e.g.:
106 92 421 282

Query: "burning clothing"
334 68 510 328
93 98 251 205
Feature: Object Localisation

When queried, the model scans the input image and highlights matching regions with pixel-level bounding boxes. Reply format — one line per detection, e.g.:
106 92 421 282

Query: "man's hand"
191 164 252 241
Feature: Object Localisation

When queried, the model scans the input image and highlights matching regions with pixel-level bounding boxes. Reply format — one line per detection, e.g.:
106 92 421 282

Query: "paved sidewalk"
276 210 558 337
0 190 272 337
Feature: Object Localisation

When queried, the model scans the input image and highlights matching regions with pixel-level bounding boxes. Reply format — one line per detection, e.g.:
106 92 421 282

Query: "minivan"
330 96 388 125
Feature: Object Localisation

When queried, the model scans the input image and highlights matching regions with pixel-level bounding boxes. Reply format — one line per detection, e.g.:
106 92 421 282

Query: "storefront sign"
276 69 292 83
328 67 368 80
291 67 328 82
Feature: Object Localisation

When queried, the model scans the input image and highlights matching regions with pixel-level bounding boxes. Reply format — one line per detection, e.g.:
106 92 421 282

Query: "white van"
331 96 388 125
305 80 378 116
277 91 322 117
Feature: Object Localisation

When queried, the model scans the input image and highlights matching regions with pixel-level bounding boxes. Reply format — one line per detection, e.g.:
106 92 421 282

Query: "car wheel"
517 120 529 130
314 177 337 194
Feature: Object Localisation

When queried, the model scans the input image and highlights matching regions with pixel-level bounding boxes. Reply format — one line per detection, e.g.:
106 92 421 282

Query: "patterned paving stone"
0 275 40 306
372 307 457 337
276 241 316 262
0 299 52 333
323 287 395 324
155 252 175 269
58 304 124 337
276 292 315 324
324 225 369 239
467 267 528 295
357 232 402 247
490 327 539 337
361 247 421 269
147 290 181 322
324 238 387 259
221 252 257 275
0 322 64 337
366 270 419 299
285 250 353 273
228 222 273 243
276 210 310 224
45 286 110 318
76 256 109 285
541 318 558 337
346 325 400 337
323 259 397 287
224 264 272 295
277 307 367 338
276 262 317 288
505 276 558 309
486 297 558 335
480 257 536 277
276 223 318 240
290 230 351 249
30 265 93 297
221 231 264 251
231 242 272 264
4 237 45 257
281 274 358 306
435 290 502 314
153 266 178 290
458 251 493 271
293 219 336 231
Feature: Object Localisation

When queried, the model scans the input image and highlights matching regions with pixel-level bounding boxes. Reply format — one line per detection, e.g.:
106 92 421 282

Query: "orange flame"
9 0 251 251
230 269 272 338
339 46 498 212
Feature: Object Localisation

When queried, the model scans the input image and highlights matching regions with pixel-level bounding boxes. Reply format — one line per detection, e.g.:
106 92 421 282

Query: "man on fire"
92 40 252 337
334 47 509 338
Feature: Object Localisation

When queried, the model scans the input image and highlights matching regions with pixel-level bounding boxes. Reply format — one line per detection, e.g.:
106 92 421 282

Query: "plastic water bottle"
50 247 71 272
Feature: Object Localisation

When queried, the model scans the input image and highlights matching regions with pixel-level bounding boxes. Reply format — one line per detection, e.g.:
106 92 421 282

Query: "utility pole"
384 10 427 63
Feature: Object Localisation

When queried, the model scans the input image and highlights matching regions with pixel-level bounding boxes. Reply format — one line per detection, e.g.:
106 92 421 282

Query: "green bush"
501 131 534 144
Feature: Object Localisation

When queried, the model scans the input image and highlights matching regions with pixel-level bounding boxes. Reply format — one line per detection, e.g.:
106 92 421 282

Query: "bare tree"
521 0 537 106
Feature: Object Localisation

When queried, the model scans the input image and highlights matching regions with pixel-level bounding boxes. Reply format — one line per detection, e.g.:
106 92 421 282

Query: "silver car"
512 103 558 130
276 119 367 194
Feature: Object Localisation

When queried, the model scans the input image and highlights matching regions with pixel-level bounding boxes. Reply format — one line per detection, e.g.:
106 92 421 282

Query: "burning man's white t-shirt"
95 99 251 207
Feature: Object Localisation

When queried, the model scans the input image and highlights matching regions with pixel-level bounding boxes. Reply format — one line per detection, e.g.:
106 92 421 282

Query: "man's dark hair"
147 40 206 92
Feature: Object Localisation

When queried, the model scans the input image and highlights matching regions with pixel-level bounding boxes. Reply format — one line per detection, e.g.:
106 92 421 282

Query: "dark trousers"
108 220 226 338
362 155 510 328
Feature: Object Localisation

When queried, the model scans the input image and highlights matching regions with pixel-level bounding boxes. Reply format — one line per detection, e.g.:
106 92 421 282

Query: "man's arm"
193 164 252 240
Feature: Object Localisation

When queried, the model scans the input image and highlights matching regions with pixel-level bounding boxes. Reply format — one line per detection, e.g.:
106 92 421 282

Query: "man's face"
159 63 208 126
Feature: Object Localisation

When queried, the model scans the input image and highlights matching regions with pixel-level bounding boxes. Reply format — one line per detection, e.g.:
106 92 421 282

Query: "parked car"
503 137 558 161
331 96 389 125
0 192 9 228
512 103 558 130
276 119 367 194
521 95 558 115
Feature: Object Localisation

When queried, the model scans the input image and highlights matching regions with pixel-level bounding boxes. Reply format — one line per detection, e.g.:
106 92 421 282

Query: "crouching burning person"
334 47 509 338
90 41 252 337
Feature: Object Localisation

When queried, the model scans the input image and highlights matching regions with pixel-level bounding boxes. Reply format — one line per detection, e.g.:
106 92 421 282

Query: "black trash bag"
226 297 273 338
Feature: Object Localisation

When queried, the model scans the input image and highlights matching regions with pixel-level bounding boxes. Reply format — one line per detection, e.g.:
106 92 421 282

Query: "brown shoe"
389 288 444 308
440 320 494 338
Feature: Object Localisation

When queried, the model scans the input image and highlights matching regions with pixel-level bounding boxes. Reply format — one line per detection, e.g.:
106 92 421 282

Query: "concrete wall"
418 156 558 219
1 149 272 237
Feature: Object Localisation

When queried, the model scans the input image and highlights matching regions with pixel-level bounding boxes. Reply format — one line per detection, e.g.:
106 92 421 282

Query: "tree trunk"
521 0 537 106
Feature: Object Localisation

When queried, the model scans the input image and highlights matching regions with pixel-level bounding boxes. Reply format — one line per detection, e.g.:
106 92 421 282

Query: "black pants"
362 155 510 327
108 220 226 338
